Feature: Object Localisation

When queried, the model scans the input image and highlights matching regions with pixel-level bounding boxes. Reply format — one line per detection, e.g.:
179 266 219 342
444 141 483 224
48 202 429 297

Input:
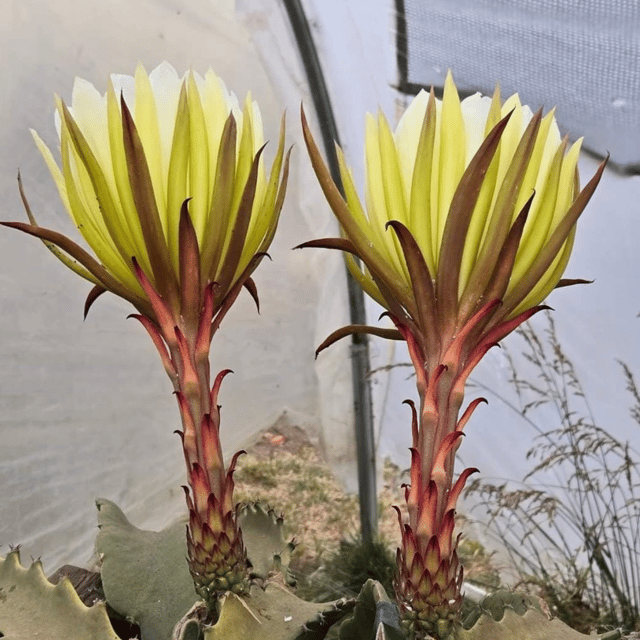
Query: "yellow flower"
302 72 607 637
303 72 605 345
10 62 289 323
5 64 291 606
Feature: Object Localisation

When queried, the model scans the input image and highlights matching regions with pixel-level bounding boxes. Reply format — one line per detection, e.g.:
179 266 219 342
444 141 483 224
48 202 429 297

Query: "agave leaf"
315 324 403 358
0 550 119 640
95 498 197 640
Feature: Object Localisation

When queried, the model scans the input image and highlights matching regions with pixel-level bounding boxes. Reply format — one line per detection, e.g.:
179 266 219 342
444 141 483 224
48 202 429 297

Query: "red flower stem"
163 318 226 511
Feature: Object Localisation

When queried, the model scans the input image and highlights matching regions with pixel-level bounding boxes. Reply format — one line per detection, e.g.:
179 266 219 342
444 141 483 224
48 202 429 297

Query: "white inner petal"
460 93 492 163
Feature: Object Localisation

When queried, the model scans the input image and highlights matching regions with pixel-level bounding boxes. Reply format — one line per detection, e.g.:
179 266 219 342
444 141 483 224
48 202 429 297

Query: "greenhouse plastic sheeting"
399 0 640 169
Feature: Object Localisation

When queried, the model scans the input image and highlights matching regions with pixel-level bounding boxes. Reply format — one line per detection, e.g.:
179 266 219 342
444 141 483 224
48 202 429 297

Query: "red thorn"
403 399 419 448
210 368 234 407
445 467 480 513
456 397 488 432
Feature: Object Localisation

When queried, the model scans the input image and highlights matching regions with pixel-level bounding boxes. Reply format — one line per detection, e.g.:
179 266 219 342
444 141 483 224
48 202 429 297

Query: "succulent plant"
95 498 354 640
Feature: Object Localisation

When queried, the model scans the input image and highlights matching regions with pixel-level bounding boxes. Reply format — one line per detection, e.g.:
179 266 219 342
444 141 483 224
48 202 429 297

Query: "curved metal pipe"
281 0 378 543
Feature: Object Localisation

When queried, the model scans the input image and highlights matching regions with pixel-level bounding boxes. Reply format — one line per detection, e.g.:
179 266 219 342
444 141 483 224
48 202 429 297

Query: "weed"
467 312 640 633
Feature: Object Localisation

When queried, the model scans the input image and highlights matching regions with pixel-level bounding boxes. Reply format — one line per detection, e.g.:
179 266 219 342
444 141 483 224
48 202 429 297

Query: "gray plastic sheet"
401 0 640 169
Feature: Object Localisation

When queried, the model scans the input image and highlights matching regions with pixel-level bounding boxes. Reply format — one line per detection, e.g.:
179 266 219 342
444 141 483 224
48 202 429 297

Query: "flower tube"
301 72 605 639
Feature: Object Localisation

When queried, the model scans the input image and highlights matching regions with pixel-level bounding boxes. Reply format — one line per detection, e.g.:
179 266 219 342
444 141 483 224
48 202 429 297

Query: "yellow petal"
186 72 211 242
133 64 167 217
436 72 466 258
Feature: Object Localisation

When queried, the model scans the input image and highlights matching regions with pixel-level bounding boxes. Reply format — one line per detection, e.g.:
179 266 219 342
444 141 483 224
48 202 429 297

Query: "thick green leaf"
0 550 119 640
95 498 197 640
239 503 295 582
458 608 616 640
459 589 620 639
339 579 403 640
204 583 351 640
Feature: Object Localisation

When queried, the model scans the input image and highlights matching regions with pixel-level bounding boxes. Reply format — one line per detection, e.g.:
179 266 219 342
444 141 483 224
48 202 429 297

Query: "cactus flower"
301 72 605 639
4 62 290 608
